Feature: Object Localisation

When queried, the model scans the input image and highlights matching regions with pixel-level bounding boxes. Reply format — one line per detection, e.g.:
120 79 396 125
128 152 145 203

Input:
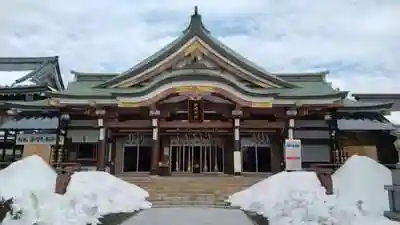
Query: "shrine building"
0 7 398 175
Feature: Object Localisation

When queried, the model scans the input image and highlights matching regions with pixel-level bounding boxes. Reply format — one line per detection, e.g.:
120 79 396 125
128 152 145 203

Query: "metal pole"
170 137 173 172
255 145 259 173
136 140 140 172
183 135 186 172
222 144 225 173
200 144 203 172
208 144 212 172
191 144 194 172
204 145 208 172
214 142 218 172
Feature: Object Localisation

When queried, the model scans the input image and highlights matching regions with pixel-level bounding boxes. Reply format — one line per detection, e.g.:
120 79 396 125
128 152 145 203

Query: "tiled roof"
0 116 59 130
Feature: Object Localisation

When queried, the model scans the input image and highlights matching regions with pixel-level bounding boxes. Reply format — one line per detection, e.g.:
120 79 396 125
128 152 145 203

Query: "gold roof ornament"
48 98 60 106
184 41 207 56
89 100 97 107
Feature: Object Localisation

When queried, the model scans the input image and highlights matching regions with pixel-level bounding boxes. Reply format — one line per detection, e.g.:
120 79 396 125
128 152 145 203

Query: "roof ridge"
96 7 296 88
0 56 58 64
71 70 119 76
273 70 329 76
0 56 64 91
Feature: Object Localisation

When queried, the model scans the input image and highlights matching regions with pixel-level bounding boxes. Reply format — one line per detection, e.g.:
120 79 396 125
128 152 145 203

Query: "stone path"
122 207 255 225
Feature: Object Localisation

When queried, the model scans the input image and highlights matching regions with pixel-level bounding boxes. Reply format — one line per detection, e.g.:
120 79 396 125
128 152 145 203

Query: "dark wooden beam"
241 120 285 129
106 120 151 128
159 120 232 129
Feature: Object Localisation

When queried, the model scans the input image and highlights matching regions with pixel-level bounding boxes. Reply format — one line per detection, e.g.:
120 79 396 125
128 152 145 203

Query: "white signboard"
16 134 60 145
233 151 243 173
284 139 302 171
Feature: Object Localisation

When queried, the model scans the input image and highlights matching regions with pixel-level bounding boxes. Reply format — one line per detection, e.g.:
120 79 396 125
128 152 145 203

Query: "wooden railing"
307 164 343 195
51 162 82 174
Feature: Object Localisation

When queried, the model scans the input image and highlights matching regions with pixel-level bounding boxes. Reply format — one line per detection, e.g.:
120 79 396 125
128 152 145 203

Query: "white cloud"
0 1 399 107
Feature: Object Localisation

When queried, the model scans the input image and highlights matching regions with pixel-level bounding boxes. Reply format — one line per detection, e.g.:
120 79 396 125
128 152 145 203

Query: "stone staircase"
118 174 267 206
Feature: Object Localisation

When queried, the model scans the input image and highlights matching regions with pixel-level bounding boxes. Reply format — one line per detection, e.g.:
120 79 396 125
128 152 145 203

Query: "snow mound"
66 171 151 215
228 155 397 225
2 192 103 225
332 155 392 215
228 171 328 217
0 155 56 199
1 155 151 225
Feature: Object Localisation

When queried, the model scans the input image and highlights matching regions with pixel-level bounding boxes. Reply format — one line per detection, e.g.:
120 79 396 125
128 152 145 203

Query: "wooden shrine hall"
0 7 398 175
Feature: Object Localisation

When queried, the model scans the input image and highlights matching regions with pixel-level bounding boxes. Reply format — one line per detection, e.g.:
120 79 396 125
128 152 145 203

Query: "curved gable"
96 7 296 89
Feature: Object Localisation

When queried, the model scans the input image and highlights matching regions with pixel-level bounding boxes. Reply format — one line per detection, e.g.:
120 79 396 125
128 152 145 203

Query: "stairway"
118 174 267 206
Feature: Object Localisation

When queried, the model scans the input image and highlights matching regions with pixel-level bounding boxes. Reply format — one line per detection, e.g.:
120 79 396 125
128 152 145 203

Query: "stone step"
148 194 228 201
137 185 250 190
119 175 266 205
119 175 266 182
150 199 230 207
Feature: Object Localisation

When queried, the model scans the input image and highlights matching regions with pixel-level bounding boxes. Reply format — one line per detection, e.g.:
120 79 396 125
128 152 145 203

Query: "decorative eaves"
0 56 65 91
96 6 296 89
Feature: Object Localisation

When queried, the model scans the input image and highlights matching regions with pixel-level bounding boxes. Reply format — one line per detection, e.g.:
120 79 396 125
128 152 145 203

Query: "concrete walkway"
122 207 255 225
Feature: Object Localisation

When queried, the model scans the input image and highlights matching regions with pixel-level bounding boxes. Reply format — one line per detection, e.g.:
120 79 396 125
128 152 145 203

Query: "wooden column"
96 109 107 171
285 108 298 171
1 130 7 162
325 113 335 163
150 109 160 175
232 109 242 176
53 115 62 168
286 108 297 140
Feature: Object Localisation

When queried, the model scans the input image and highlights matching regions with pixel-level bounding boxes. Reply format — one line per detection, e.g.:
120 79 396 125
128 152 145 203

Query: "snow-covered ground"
228 155 399 225
2 154 399 225
0 155 151 225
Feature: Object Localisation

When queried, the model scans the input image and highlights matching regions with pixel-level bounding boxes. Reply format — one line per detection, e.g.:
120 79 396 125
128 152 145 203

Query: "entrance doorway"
169 134 224 173
123 134 152 172
241 134 271 172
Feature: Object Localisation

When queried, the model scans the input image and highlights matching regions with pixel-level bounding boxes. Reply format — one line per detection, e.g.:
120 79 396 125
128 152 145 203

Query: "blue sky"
0 1 399 96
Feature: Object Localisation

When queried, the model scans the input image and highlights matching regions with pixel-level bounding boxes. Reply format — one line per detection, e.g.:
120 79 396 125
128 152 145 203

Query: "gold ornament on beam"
252 102 273 108
48 99 60 107
184 41 207 56
89 100 97 108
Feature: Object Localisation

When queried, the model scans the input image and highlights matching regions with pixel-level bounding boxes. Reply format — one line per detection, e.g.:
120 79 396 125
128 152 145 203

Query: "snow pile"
228 155 396 225
0 155 151 225
228 171 328 216
0 155 57 199
2 192 102 225
332 155 392 215
65 171 151 215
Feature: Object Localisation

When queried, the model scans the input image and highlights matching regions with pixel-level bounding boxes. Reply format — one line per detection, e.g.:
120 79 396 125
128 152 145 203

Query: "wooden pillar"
1 130 7 162
53 116 62 168
232 109 242 176
150 109 160 175
110 136 117 174
270 135 283 173
325 113 335 164
96 109 107 171
61 114 70 162
285 108 298 171
286 108 297 140
331 110 345 164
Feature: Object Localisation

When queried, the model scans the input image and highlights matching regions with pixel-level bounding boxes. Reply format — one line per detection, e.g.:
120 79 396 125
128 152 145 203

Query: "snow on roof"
0 71 35 87
385 111 400 125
